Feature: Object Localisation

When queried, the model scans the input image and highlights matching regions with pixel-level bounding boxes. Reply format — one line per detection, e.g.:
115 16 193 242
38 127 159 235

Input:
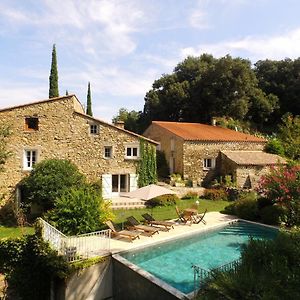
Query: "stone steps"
110 198 146 210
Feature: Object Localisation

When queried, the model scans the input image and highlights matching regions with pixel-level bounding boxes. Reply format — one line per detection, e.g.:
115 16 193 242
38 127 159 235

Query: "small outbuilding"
220 150 287 188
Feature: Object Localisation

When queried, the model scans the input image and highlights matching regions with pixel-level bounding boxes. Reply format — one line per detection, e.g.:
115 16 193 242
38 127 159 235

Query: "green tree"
65 90 69 95
278 114 300 160
0 125 11 172
112 108 142 133
143 54 277 130
45 186 112 235
49 44 59 98
86 82 93 116
20 159 86 213
255 58 300 118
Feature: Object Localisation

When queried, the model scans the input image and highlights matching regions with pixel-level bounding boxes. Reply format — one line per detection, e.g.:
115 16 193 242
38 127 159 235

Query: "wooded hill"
114 54 300 135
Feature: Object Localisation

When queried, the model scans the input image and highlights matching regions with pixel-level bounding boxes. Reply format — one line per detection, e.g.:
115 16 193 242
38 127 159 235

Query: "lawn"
113 199 228 224
0 226 35 239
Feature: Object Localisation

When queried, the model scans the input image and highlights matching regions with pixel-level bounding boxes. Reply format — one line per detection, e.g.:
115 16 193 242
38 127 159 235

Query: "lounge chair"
105 220 141 242
175 206 193 224
126 216 159 236
142 213 175 231
194 209 207 225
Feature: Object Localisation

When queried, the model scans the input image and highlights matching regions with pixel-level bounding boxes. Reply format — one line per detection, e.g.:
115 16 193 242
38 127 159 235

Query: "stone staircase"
110 196 146 210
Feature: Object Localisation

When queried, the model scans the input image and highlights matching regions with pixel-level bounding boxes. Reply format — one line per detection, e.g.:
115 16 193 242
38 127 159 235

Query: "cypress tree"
86 82 93 116
49 44 59 98
65 90 69 96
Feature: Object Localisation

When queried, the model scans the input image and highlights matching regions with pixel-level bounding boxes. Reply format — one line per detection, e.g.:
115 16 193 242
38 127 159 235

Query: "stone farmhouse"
0 95 157 201
143 121 285 188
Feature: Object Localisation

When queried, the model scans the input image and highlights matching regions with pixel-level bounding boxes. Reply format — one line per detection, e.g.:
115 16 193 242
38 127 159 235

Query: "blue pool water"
121 221 278 294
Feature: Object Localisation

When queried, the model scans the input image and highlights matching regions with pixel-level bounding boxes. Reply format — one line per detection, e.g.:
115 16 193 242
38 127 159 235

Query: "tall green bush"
20 159 86 212
45 186 113 235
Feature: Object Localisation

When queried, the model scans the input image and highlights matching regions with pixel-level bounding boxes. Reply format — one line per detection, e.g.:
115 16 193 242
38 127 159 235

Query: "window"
90 124 99 134
170 138 175 151
104 146 112 158
203 158 215 170
24 150 37 170
25 117 38 131
125 145 139 159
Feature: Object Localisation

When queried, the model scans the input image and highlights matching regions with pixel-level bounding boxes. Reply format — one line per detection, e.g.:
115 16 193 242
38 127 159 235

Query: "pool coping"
112 219 278 300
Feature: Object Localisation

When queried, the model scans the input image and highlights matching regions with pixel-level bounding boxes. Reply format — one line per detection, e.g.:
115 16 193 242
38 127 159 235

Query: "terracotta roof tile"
221 151 286 165
152 121 265 142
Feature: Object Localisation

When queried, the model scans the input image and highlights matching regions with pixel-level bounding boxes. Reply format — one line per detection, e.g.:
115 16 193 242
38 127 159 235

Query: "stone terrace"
109 212 238 254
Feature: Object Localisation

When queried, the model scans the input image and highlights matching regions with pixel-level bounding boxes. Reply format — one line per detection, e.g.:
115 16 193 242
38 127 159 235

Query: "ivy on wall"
137 139 157 187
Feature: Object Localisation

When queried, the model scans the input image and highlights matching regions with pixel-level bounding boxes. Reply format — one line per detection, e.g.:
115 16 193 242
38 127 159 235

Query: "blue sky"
0 0 300 122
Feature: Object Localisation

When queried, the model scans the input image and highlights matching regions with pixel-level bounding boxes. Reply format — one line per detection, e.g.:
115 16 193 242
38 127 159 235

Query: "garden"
0 158 299 300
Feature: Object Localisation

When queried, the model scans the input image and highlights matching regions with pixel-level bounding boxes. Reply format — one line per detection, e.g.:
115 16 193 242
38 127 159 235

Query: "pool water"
121 221 278 294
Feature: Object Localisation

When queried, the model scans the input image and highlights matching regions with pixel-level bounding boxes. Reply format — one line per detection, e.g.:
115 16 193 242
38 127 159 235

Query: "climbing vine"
137 139 157 187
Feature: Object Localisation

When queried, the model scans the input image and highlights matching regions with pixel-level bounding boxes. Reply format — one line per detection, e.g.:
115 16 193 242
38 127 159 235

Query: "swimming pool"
120 221 278 294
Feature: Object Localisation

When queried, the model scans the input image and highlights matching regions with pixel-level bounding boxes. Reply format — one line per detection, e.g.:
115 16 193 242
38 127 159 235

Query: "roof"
0 94 81 113
221 151 286 166
152 121 265 142
75 112 158 145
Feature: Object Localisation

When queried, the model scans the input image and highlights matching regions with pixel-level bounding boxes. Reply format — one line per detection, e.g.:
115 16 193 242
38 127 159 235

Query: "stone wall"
0 95 145 202
183 141 265 186
220 153 272 188
144 123 184 174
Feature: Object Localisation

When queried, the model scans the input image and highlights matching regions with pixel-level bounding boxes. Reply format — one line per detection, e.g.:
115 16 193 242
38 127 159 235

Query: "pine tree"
49 44 59 98
86 82 93 116
65 90 69 96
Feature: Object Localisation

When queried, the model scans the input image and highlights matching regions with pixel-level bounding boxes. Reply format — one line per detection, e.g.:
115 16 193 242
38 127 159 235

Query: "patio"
109 212 238 254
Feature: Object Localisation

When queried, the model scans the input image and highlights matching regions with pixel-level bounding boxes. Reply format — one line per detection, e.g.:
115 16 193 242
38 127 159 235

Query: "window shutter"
129 174 138 192
101 174 112 199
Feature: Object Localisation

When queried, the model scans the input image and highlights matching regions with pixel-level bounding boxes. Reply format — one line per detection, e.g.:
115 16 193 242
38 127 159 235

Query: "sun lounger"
175 206 193 224
142 213 175 231
126 216 159 236
105 220 141 242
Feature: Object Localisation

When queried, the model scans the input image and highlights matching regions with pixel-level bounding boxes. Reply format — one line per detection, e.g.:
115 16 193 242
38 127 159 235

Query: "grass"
113 198 228 224
0 226 35 239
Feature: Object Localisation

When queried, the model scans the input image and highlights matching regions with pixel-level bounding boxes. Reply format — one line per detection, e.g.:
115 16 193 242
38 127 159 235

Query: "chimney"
114 120 125 129
211 117 217 126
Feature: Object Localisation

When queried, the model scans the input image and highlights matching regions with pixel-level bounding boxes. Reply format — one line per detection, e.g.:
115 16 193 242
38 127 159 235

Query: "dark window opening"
25 117 39 131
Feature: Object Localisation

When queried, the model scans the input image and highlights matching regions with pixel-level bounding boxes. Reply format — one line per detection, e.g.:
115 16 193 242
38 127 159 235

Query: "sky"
1 0 300 122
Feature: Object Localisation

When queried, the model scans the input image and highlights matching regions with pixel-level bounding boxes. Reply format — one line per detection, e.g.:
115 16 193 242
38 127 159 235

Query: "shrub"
0 234 70 300
20 159 86 213
222 203 236 215
264 138 285 156
234 198 259 220
260 205 284 225
45 186 113 235
202 231 300 300
257 165 300 227
181 191 199 200
146 194 179 207
204 188 228 201
226 187 240 201
257 196 274 209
